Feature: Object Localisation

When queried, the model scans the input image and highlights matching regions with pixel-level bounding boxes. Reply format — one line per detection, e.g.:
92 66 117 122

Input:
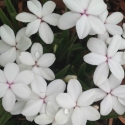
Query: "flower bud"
63 75 77 82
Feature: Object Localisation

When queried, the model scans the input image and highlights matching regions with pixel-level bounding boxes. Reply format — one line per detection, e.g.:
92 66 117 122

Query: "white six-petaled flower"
93 74 125 116
55 79 100 125
58 0 107 39
0 63 34 112
84 35 125 85
0 25 31 67
19 43 56 81
16 0 60 44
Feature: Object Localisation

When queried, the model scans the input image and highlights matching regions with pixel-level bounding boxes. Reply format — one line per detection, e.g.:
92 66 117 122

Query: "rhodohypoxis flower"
0 25 31 67
21 75 66 117
0 63 34 112
93 74 125 115
19 43 56 81
55 79 100 125
35 102 72 125
58 0 107 39
16 0 60 44
98 10 123 39
84 35 125 85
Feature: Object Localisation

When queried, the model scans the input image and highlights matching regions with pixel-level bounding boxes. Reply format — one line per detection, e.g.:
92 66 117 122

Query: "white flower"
21 76 66 117
0 63 34 112
35 102 73 125
16 0 60 44
10 90 38 115
93 74 125 116
58 0 107 39
55 79 100 125
84 35 125 85
122 23 125 38
98 10 123 38
106 36 125 50
19 43 56 81
0 25 31 67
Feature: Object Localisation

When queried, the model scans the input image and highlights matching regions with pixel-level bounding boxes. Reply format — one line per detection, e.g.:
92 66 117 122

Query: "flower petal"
92 88 106 102
0 24 15 46
93 62 109 85
16 12 37 22
97 31 109 44
87 38 107 55
43 13 60 26
18 64 32 72
83 53 106 65
46 79 66 96
14 70 34 85
19 52 35 65
109 74 121 90
111 85 125 98
4 63 19 83
55 108 72 124
42 1 56 16
32 66 41 76
71 107 87 125
67 79 82 102
118 98 125 106
77 89 96 106
106 24 123 35
11 83 31 99
22 99 43 116
87 0 107 15
0 47 16 67
10 102 25 115
16 37 32 51
37 53 56 67
112 96 124 115
76 15 91 39
56 93 76 108
99 79 110 93
39 67 55 81
107 35 122 57
31 43 43 61
63 0 83 12
39 22 54 44
16 27 27 43
2 89 16 112
108 59 124 80
58 11 81 30
80 0 90 9
0 69 7 83
81 106 100 121
35 114 54 124
99 10 108 23
100 94 113 116
0 40 12 54
106 12 123 25
31 75 47 94
27 0 42 18
26 19 41 37
88 15 106 34
0 83 8 98
112 52 125 65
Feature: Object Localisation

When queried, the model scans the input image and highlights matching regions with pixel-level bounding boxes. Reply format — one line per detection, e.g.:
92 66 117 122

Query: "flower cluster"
0 0 125 125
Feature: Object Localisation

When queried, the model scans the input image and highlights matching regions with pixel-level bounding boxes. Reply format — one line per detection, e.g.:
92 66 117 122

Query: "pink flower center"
106 55 111 62
6 81 13 88
38 17 44 23
80 9 89 16
40 96 47 103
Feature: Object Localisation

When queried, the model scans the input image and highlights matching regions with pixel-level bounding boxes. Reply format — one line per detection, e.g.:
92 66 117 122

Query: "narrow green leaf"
21 121 30 125
101 112 120 119
4 0 17 14
78 63 86 76
56 65 70 79
87 121 96 125
0 9 13 28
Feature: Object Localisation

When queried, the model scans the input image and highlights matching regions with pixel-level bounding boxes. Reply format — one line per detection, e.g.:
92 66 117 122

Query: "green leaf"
0 9 13 28
87 121 96 125
55 65 70 79
4 0 17 14
21 121 30 125
101 112 120 119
